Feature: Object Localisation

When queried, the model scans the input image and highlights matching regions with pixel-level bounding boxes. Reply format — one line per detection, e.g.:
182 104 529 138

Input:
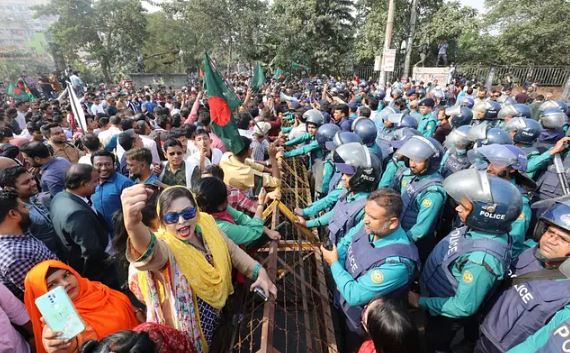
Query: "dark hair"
204 165 224 180
0 126 13 140
120 119 134 131
237 112 251 130
367 96 379 111
81 134 101 153
125 148 152 166
97 116 110 128
235 136 252 158
163 138 182 151
179 107 190 119
194 128 210 139
195 177 228 213
91 149 116 164
110 115 122 126
20 141 50 159
158 187 196 219
40 122 59 138
166 128 184 140
0 165 27 188
197 111 211 126
183 124 196 139
0 191 19 224
366 298 421 353
367 189 403 219
334 104 349 117
359 106 371 118
157 115 171 130
80 330 156 353
65 164 93 190
118 129 137 151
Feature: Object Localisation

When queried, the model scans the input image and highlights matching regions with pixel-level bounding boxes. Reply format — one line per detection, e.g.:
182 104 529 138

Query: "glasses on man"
163 207 197 224
168 151 184 156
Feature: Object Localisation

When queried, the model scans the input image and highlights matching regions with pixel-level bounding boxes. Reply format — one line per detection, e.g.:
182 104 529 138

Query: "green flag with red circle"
203 53 244 154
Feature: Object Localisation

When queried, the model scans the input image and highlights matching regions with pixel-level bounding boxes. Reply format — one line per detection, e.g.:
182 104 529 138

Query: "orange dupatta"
24 260 139 353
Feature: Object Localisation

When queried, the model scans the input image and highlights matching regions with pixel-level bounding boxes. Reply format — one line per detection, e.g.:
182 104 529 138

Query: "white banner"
412 67 452 84
66 82 87 133
382 49 397 72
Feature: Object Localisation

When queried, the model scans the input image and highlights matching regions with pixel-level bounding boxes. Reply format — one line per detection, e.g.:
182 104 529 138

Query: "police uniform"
418 112 437 138
305 190 368 244
378 159 401 188
333 221 419 334
535 151 570 201
507 306 570 353
420 226 512 351
476 247 570 353
300 186 344 218
509 186 534 257
284 132 323 169
392 167 446 260
439 150 471 178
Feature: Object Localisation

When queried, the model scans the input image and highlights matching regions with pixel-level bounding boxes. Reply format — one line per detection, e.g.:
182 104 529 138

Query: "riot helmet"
468 123 513 146
387 113 418 129
468 144 528 173
513 104 532 119
352 118 378 146
461 96 475 109
316 123 341 148
378 106 398 122
444 125 472 152
504 117 542 145
304 109 325 127
388 127 421 149
533 198 570 252
472 100 501 120
496 95 516 106
394 136 444 174
333 142 382 193
325 131 362 151
443 168 523 234
446 105 473 128
539 100 566 113
539 108 568 129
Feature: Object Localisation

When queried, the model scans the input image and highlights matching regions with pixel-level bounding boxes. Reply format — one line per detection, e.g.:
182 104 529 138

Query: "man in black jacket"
50 163 119 289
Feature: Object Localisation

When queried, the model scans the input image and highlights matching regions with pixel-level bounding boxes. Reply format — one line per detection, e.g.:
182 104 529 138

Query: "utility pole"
403 0 419 79
378 0 396 89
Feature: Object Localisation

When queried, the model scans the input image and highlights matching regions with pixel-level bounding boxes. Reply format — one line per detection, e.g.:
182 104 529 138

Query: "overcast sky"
460 0 486 13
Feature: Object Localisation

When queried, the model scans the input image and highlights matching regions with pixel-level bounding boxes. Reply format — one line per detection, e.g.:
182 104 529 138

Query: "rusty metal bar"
314 248 339 353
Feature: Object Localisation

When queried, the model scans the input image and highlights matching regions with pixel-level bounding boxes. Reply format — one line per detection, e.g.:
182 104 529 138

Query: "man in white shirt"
97 115 122 149
90 96 107 116
134 120 161 165
15 101 29 131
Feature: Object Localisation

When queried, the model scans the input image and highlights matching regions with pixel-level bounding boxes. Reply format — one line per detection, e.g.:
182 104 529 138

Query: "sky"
460 0 486 13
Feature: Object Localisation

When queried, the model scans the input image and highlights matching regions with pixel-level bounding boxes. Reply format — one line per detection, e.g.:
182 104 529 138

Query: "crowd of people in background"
0 68 569 353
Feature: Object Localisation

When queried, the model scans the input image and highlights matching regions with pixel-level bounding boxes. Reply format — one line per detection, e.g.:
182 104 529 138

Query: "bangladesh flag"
203 53 244 154
7 80 34 102
251 62 266 92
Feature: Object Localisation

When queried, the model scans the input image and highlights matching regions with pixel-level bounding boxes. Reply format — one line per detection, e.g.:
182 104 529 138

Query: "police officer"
321 189 419 350
534 136 570 201
468 144 534 256
313 123 341 196
352 117 383 161
391 135 447 261
476 198 570 353
295 132 362 219
297 142 381 245
283 109 325 165
447 105 474 128
377 128 421 188
504 117 547 178
537 108 567 149
471 100 501 127
468 123 513 148
440 125 472 178
408 168 522 353
417 98 438 138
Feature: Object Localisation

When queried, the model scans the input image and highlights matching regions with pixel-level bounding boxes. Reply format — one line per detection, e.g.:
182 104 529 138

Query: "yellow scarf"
154 211 234 309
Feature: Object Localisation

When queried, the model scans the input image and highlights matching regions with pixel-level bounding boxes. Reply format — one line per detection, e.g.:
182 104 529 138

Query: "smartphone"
253 287 268 302
35 286 86 340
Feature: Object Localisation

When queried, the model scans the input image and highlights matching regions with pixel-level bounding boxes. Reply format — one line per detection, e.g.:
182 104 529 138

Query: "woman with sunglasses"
120 184 277 353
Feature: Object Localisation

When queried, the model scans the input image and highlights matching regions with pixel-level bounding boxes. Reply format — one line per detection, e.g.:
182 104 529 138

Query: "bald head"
0 157 18 170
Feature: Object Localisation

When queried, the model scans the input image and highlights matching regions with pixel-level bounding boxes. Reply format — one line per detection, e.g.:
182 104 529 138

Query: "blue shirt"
92 172 134 237
141 100 157 113
40 157 71 196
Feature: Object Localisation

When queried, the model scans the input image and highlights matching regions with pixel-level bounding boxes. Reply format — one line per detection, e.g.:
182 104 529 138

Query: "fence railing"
351 65 570 87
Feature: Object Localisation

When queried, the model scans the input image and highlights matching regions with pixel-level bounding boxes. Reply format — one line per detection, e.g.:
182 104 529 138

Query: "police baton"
553 153 570 195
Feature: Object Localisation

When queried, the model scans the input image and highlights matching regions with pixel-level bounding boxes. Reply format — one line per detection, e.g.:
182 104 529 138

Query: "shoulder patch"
463 270 474 284
421 198 433 208
517 212 525 221
370 270 384 284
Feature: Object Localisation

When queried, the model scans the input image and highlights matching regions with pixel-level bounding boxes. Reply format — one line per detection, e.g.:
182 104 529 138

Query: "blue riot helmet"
446 105 473 128
325 131 362 151
497 104 518 121
533 198 570 242
539 108 568 129
304 108 325 127
513 104 532 119
504 117 542 145
443 168 523 234
387 113 418 129
473 100 501 121
389 127 421 149
444 125 472 152
467 144 528 173
394 135 444 174
375 89 386 101
378 106 398 122
468 123 513 146
316 123 341 148
555 100 570 117
333 142 382 193
496 95 516 106
461 96 475 109
352 118 378 146
539 100 566 113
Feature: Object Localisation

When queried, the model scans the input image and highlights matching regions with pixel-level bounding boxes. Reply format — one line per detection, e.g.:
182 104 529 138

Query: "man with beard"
20 141 70 196
50 164 119 289
41 123 83 163
0 191 56 300
0 166 64 259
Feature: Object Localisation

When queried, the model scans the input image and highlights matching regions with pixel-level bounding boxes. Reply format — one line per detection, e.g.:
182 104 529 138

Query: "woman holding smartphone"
121 184 276 353
24 260 141 353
